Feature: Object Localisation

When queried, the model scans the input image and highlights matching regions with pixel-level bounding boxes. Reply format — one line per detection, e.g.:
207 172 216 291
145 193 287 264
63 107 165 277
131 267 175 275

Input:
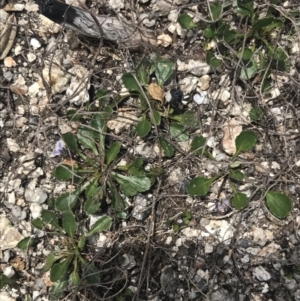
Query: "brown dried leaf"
148 83 164 102
10 256 25 271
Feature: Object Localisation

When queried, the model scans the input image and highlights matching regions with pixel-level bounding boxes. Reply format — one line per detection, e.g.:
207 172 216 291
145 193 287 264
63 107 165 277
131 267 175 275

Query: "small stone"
204 243 214 254
4 57 17 67
0 217 24 250
30 38 41 49
30 203 42 219
14 45 22 55
108 0 124 10
198 75 211 90
15 117 28 127
177 59 210 76
193 91 209 104
0 292 16 301
7 138 20 152
253 266 271 281
157 34 172 47
179 76 198 94
27 53 37 62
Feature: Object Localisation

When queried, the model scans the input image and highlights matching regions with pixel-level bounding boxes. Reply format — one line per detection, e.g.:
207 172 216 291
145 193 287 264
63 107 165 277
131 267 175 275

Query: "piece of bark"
36 0 157 49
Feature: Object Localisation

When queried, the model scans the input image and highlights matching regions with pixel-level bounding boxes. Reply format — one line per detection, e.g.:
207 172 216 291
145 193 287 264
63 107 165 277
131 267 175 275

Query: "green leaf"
43 252 65 272
96 88 109 102
269 48 290 72
70 269 80 286
110 184 128 219
136 58 152 85
170 123 189 141
152 109 161 126
77 127 99 155
91 113 107 153
240 59 258 80
106 142 121 166
191 136 206 155
41 210 61 231
155 58 174 86
55 193 78 212
159 138 175 158
250 106 264 121
62 133 78 152
122 73 143 93
32 218 43 229
78 236 86 249
249 17 283 35
203 24 215 39
187 177 214 196
229 169 244 181
84 197 101 215
172 111 198 128
210 2 222 21
53 165 74 181
115 174 152 196
266 191 292 219
50 257 72 282
17 237 36 250
136 115 151 138
236 0 254 17
67 110 82 121
234 130 257 156
62 211 76 238
178 13 198 29
0 273 16 290
84 264 101 284
206 51 222 68
86 216 112 237
238 48 253 60
231 193 248 209
49 277 68 301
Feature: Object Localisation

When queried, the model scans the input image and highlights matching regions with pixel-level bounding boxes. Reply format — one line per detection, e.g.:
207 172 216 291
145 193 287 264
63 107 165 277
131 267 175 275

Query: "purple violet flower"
53 140 64 156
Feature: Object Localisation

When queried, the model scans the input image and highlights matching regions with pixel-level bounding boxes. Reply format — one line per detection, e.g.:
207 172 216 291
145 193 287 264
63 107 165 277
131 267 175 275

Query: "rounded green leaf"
159 138 175 158
170 123 189 141
250 106 264 121
210 2 222 21
17 237 36 250
53 165 74 181
191 136 206 154
116 174 151 196
136 115 151 138
231 193 248 209
187 177 213 196
178 13 198 30
32 218 43 229
67 109 82 121
122 73 142 93
229 169 244 181
235 130 257 156
70 269 80 286
85 264 101 284
50 257 72 282
206 51 222 68
106 142 121 166
41 210 61 230
62 132 78 152
86 216 112 237
155 59 174 86
55 193 78 212
266 191 292 219
84 197 101 215
151 109 161 126
62 211 76 238
77 127 99 155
